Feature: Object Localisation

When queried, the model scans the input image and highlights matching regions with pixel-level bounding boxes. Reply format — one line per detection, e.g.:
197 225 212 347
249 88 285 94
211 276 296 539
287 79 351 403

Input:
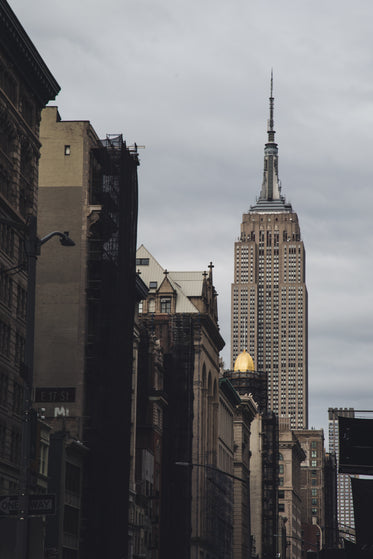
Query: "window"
64 145 71 155
136 258 149 266
278 503 285 512
278 490 284 499
148 298 155 313
311 441 317 449
311 460 317 467
149 281 158 289
160 297 171 313
312 498 318 505
279 464 284 474
63 505 79 535
312 489 317 496
279 477 284 486
39 443 49 476
138 301 143 313
65 462 81 495
311 450 317 457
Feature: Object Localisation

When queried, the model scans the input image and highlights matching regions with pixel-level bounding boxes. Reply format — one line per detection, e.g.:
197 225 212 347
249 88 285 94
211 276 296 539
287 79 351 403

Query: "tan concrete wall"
34 108 99 438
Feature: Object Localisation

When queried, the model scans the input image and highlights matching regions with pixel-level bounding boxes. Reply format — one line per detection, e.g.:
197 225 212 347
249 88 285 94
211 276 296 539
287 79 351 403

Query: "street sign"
29 494 56 516
34 387 75 403
0 495 18 516
0 494 55 516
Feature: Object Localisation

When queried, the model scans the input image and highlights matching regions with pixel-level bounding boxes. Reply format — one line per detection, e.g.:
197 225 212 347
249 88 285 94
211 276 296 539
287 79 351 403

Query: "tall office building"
328 408 356 542
231 79 308 429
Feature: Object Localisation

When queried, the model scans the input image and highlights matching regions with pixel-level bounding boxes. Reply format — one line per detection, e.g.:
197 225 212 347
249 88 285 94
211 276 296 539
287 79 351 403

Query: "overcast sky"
11 0 373 441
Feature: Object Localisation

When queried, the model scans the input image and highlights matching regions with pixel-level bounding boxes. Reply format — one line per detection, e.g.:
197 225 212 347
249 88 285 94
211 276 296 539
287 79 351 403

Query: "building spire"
268 69 275 140
257 70 281 203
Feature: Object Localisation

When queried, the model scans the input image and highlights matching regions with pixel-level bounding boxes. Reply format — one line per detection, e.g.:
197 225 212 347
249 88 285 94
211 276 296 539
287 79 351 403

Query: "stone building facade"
231 393 257 559
136 245 225 559
296 428 325 556
278 418 305 559
0 2 59 556
225 350 278 559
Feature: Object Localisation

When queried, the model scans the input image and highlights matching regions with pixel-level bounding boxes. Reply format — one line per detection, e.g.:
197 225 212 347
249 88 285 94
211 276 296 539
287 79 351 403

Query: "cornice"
0 0 60 104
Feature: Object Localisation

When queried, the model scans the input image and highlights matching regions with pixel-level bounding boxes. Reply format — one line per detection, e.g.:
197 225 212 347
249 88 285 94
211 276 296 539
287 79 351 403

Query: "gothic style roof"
136 245 217 316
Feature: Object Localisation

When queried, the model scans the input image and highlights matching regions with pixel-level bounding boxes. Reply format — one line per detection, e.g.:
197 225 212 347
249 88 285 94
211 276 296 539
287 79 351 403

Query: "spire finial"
268 69 275 135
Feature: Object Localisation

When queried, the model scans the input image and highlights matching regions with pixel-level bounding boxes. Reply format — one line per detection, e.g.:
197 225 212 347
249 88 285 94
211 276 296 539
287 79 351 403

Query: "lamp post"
0 214 75 559
175 461 248 484
275 533 321 559
175 461 249 559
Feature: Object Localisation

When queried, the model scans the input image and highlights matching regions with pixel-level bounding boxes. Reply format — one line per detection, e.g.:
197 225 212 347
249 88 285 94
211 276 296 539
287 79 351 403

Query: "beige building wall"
35 106 100 438
232 395 257 559
278 418 305 559
248 413 263 558
231 211 307 429
296 428 325 551
191 322 221 553
218 383 235 476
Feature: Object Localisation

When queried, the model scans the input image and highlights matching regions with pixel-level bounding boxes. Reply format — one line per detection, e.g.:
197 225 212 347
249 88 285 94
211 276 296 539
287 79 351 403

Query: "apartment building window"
160 297 171 313
64 145 71 155
0 422 6 456
0 273 12 308
0 373 8 405
63 505 80 536
40 443 49 476
66 462 81 496
0 320 10 358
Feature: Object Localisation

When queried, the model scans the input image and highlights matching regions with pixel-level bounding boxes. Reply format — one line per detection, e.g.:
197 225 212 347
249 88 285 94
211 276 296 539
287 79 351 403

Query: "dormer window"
149 281 158 289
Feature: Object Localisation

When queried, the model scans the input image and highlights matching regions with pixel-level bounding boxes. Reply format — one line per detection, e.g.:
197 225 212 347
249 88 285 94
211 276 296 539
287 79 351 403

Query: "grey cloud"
11 0 373 448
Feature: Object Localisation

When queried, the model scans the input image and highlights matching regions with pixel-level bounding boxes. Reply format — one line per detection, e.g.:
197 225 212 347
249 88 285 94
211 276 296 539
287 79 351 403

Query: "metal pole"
16 214 38 559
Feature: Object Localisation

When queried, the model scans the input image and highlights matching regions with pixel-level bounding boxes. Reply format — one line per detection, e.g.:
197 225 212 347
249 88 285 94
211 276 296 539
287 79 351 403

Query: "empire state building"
231 80 308 429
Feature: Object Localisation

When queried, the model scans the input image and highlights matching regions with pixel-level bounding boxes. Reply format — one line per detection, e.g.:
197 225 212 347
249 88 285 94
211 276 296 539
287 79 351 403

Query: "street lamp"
0 214 75 559
175 461 248 484
175 461 249 559
275 533 321 559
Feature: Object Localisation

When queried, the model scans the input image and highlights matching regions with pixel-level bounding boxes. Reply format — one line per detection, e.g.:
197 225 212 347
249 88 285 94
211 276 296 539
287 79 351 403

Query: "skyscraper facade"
328 408 356 542
231 80 308 429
